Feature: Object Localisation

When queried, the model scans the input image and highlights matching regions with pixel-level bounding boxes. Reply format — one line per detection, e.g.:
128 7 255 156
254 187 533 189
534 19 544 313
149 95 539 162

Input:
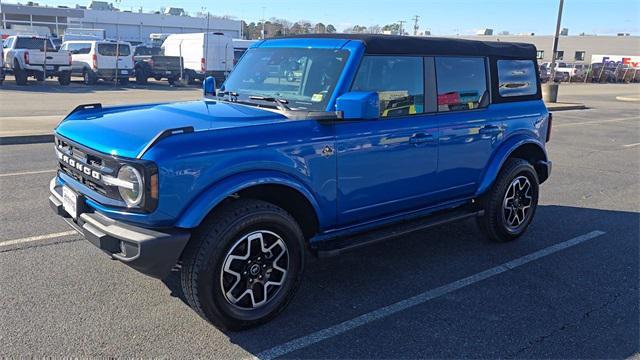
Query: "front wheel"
477 158 539 242
181 199 305 330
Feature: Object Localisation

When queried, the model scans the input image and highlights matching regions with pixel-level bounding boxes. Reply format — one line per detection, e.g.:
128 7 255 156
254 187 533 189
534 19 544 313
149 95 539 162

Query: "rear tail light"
24 51 29 65
92 53 98 69
201 57 206 72
68 52 72 65
546 113 552 142
148 59 154 67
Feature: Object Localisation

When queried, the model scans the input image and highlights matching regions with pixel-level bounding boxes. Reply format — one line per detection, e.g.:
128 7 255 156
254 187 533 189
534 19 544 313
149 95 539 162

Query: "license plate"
165 71 172 74
62 186 78 219
120 70 128 75
46 65 54 70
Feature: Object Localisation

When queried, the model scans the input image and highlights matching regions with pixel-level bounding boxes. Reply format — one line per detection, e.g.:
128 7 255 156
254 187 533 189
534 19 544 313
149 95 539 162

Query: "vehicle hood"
55 100 287 158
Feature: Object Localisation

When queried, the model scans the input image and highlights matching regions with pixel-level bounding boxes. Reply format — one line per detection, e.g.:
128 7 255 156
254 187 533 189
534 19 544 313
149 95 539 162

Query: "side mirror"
335 91 379 120
203 76 216 98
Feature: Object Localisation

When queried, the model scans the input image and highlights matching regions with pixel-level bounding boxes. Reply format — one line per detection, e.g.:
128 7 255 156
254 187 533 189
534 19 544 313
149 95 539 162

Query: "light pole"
543 0 564 103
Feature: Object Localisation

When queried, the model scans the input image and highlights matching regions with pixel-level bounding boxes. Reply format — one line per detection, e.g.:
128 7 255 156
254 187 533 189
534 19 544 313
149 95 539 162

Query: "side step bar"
313 209 483 257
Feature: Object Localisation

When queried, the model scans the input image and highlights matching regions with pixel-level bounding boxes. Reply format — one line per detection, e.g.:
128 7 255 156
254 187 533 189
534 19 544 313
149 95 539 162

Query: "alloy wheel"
502 175 533 231
220 230 289 310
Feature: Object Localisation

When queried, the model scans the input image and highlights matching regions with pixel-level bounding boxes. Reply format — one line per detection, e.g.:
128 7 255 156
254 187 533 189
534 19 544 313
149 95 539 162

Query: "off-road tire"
477 158 539 242
117 77 129 85
180 199 305 330
35 71 45 82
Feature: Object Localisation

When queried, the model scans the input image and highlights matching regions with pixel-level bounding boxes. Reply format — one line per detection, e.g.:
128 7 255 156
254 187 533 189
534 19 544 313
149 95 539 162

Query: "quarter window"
497 60 538 97
351 56 424 117
435 57 488 112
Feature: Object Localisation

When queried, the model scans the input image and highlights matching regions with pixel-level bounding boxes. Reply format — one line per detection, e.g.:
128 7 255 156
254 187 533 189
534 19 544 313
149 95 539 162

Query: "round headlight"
117 165 143 207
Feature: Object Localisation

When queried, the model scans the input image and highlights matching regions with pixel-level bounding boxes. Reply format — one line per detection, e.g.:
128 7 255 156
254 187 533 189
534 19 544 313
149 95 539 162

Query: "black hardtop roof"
280 34 537 59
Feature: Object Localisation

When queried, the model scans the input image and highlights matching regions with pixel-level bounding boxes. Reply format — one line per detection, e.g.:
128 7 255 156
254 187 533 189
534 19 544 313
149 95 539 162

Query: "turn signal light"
150 173 158 200
546 113 552 142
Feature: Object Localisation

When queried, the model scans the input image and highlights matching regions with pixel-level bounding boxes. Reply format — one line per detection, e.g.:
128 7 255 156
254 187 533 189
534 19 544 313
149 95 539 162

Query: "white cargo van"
161 32 234 84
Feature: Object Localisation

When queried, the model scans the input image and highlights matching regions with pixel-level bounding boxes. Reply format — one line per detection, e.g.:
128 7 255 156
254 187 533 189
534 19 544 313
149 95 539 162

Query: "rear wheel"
118 76 129 85
167 76 177 85
14 63 28 85
83 69 97 85
35 71 45 82
58 71 71 85
477 158 539 242
181 199 305 330
135 69 148 84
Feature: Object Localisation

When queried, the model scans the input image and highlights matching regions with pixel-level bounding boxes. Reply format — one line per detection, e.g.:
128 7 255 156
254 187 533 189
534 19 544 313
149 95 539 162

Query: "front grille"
55 136 119 200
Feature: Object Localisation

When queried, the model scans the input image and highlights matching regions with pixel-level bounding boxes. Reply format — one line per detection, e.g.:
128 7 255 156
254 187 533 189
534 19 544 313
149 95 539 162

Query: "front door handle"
479 125 502 135
409 132 434 145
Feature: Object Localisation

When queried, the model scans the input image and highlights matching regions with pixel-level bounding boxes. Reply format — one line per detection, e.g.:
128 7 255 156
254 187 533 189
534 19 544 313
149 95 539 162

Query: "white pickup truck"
2 35 72 85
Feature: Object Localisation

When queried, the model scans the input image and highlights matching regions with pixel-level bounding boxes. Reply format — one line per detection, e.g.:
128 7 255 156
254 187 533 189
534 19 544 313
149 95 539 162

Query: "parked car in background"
0 43 5 85
50 34 551 330
2 35 72 85
161 32 234 84
61 40 133 85
132 45 183 85
231 39 258 66
541 62 585 80
538 64 569 83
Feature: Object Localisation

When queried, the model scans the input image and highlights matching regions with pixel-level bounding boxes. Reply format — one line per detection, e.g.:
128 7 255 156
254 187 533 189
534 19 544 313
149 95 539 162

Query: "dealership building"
0 2 242 42
460 34 639 65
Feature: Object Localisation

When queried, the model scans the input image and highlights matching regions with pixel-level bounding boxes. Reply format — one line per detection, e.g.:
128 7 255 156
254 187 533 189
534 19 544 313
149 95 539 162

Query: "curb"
545 103 588 111
0 134 54 145
616 96 640 102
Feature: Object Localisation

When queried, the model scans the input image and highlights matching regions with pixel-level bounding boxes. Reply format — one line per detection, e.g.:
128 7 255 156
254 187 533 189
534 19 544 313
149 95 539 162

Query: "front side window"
497 60 538 97
68 43 91 54
222 47 349 111
351 56 424 117
97 43 131 56
435 57 488 112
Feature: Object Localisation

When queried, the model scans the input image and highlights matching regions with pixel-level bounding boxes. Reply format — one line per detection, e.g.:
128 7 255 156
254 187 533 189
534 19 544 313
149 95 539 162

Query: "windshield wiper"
248 95 291 112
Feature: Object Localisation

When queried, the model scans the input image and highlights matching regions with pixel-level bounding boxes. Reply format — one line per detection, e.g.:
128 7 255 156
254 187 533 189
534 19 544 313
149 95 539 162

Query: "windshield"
15 37 57 52
222 47 349 111
97 43 131 56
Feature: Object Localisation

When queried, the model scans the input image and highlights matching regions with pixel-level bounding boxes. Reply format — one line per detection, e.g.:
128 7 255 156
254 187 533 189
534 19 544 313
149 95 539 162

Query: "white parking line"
555 116 639 127
623 142 640 148
0 231 78 248
0 169 56 178
257 230 606 360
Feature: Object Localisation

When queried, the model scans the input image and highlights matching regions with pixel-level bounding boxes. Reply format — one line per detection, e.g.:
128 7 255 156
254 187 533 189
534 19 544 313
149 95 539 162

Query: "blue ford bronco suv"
49 34 551 329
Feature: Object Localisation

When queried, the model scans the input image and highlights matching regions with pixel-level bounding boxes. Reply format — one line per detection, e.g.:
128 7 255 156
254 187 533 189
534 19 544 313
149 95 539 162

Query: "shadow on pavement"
161 204 639 358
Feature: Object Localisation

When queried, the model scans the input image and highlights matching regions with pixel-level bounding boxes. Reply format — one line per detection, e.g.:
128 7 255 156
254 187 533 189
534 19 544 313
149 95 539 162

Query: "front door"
335 55 439 226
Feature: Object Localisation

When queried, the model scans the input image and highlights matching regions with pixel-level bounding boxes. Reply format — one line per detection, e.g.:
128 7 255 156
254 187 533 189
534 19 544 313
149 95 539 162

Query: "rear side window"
351 56 424 117
497 60 538 97
67 43 91 55
97 43 131 56
435 57 488 112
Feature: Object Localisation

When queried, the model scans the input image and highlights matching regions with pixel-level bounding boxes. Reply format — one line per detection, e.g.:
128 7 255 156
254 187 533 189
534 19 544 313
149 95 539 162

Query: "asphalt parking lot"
0 83 638 358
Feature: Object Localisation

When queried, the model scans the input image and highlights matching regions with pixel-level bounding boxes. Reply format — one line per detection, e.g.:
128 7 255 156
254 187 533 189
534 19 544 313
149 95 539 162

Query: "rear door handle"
409 132 434 145
479 125 502 135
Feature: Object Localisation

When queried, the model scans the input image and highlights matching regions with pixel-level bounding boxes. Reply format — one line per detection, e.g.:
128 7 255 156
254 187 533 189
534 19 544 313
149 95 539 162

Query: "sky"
8 0 640 35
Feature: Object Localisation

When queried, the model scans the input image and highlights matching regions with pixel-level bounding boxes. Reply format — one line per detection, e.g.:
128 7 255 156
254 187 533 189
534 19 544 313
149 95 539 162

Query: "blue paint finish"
51 36 550 244
335 91 380 119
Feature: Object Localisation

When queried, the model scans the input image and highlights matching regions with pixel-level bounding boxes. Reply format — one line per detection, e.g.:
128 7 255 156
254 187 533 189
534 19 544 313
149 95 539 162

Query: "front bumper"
49 178 190 279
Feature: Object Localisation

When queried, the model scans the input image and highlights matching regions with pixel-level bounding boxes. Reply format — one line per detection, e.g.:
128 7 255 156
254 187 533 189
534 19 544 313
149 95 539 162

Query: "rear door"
434 56 502 200
96 42 132 70
335 55 440 225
